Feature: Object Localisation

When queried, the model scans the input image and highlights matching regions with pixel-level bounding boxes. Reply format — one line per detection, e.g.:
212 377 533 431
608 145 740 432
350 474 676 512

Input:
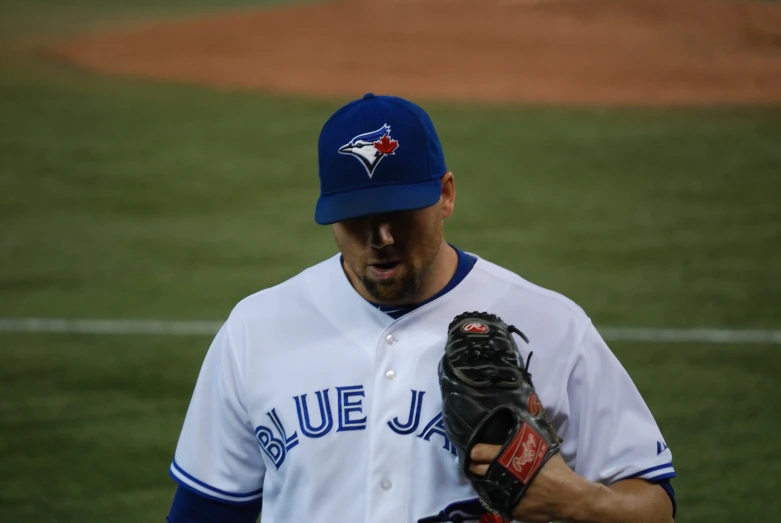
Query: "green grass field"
1 1 780 521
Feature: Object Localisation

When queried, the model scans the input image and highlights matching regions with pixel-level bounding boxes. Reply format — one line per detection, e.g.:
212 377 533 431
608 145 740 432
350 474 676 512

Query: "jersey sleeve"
168 317 266 504
557 322 675 485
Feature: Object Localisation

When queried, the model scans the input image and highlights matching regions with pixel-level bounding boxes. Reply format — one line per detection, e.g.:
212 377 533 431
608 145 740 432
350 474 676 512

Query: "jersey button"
385 370 397 381
381 480 392 490
386 334 397 345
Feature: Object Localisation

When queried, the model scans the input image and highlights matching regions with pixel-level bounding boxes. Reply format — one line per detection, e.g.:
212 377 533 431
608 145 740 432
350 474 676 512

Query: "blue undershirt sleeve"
166 485 262 523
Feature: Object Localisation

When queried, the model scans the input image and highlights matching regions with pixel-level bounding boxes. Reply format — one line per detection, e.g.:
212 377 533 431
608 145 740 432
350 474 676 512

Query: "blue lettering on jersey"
417 412 458 456
255 425 286 469
258 385 456 470
294 389 334 438
388 390 426 435
269 408 299 451
336 385 368 431
254 408 299 470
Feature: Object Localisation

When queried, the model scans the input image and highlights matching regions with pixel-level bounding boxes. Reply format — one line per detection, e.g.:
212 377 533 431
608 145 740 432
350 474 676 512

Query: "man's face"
333 204 444 305
333 174 455 305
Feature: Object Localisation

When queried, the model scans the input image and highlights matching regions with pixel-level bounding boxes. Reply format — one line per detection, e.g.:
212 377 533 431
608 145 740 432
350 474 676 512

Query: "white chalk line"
0 317 780 344
0 318 222 336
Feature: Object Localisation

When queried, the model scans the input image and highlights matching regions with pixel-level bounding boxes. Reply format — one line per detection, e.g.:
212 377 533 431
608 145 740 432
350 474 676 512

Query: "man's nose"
369 222 394 248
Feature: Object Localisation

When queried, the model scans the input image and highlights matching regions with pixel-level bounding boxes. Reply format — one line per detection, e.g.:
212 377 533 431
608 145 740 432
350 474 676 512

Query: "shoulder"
466 255 596 371
471 255 591 325
467 255 612 412
221 253 341 339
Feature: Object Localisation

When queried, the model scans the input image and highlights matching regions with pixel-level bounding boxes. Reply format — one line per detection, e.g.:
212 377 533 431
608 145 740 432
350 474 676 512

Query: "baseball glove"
438 311 562 521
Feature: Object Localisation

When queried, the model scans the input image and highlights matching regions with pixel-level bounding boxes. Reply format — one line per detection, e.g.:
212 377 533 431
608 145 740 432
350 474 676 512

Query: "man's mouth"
372 261 400 270
368 261 402 278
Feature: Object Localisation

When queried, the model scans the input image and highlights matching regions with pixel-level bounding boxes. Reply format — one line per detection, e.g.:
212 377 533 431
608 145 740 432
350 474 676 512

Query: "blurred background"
1 0 779 521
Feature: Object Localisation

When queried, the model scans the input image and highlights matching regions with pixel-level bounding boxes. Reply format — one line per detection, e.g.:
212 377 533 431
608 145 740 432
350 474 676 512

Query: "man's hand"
438 312 673 523
469 444 674 523
470 444 588 523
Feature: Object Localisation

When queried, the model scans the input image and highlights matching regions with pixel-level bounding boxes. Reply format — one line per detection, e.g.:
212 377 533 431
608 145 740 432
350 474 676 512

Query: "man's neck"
413 242 459 305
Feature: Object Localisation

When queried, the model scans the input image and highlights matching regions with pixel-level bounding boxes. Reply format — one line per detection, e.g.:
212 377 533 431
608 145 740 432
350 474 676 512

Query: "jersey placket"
364 325 416 522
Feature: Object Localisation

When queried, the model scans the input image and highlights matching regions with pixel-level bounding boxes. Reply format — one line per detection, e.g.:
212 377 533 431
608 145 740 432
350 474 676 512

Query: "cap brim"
315 178 442 225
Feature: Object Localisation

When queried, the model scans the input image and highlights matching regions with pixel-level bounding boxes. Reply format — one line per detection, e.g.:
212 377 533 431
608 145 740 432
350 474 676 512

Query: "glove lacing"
456 325 534 385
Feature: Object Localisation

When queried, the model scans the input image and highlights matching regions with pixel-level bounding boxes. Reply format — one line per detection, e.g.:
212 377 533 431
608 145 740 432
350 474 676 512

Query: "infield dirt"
46 0 781 105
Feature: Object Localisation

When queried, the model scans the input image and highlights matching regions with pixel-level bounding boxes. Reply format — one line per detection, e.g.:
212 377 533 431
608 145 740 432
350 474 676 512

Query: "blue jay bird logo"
417 498 510 523
338 123 399 178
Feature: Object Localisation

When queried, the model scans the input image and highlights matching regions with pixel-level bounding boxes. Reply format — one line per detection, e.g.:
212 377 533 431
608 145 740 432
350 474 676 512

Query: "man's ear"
441 172 455 218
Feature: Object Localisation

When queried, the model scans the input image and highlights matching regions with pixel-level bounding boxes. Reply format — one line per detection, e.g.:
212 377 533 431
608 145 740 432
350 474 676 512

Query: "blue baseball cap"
314 93 448 225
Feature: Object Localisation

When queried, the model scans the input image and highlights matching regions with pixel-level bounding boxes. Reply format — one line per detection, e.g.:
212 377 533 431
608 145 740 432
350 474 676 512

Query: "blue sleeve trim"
171 460 263 498
168 470 262 506
167 485 262 523
645 471 677 482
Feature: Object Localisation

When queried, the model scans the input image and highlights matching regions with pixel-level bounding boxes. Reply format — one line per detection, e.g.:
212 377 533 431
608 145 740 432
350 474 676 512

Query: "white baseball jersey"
169 252 675 522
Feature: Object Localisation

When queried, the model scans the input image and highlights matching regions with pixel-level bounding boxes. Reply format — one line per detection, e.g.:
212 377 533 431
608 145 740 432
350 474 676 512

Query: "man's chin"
363 277 414 305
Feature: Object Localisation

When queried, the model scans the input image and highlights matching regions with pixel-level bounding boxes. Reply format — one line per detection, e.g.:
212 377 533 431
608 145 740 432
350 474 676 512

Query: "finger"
468 463 490 476
470 443 502 462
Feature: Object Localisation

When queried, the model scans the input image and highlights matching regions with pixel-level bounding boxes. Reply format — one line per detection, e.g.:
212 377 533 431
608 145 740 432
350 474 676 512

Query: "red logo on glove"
462 322 489 333
527 393 542 416
497 423 549 484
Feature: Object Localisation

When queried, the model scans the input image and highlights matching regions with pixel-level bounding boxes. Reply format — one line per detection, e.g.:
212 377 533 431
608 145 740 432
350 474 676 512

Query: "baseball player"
165 93 676 523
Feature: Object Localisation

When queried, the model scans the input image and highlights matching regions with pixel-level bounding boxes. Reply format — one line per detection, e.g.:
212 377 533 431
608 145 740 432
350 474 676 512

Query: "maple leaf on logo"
479 514 509 523
374 134 399 155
